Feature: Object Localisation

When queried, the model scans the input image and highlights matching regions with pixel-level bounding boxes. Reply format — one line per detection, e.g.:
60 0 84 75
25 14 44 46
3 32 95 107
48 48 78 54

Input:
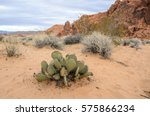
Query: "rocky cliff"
46 0 150 39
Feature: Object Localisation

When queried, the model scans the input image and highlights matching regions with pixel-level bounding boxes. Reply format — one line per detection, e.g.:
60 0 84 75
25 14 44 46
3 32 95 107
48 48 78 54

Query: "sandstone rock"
64 21 72 34
46 24 64 35
47 0 150 39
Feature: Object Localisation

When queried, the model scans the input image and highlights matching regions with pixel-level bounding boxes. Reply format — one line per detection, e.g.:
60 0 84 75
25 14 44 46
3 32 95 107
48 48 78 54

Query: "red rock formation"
47 0 150 39
106 0 150 39
46 24 63 35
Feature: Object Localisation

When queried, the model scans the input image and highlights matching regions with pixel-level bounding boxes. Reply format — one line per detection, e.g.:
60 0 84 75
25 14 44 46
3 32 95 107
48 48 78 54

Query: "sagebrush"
82 32 113 59
5 44 18 57
64 34 82 45
35 36 64 50
142 39 150 45
122 38 142 49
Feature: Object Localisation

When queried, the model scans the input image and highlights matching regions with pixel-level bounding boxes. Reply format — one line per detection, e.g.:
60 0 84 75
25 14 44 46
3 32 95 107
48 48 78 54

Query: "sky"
0 0 116 31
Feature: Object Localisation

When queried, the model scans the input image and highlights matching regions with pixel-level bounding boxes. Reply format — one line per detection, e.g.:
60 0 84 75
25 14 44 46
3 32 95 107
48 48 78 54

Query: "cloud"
0 5 14 12
0 0 116 31
0 25 45 31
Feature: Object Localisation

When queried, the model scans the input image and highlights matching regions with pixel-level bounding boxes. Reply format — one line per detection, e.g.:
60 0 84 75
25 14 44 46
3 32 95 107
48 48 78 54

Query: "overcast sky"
0 0 115 31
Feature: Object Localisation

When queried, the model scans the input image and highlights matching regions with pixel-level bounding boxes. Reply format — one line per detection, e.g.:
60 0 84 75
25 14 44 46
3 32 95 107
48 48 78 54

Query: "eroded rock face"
46 24 64 35
64 21 72 34
57 21 72 36
47 0 150 39
106 0 150 39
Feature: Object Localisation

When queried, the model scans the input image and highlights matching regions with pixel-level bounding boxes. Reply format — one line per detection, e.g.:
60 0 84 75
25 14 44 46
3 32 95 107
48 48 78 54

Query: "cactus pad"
66 54 77 61
66 58 76 73
47 64 56 76
34 73 47 82
53 74 60 80
41 60 48 74
51 51 62 61
53 59 62 70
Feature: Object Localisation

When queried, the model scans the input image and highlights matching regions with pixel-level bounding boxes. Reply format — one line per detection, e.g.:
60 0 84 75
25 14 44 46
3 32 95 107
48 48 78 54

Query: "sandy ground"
0 43 150 99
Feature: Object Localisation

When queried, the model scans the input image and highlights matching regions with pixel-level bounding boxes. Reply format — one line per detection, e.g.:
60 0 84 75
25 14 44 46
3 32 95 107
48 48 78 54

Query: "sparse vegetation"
35 36 64 50
111 36 122 46
0 35 4 41
5 44 18 57
34 51 93 87
74 15 91 34
35 39 45 48
21 37 32 42
64 34 82 45
122 38 142 49
46 37 64 50
94 17 126 37
82 32 113 59
142 39 150 45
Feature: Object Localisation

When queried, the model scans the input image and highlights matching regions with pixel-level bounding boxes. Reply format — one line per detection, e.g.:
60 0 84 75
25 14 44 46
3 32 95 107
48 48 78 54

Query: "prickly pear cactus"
34 51 93 87
41 61 48 74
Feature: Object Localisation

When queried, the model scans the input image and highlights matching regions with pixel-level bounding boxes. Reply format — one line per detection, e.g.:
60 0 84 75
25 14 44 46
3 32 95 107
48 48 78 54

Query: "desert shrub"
111 36 122 46
21 37 32 41
121 39 131 46
91 17 127 37
5 44 18 57
82 32 113 59
64 34 82 45
2 37 18 44
35 39 46 48
142 39 150 45
34 36 63 50
34 51 93 87
122 38 142 49
28 37 32 41
0 35 4 41
129 38 142 48
45 36 64 50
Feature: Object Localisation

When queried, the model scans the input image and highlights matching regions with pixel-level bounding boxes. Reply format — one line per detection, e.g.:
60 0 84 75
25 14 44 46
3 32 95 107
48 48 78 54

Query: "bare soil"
0 43 150 98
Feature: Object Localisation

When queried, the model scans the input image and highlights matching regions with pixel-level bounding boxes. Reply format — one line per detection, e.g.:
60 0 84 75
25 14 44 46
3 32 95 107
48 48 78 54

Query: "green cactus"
47 64 56 76
34 51 93 87
53 74 60 80
66 54 77 61
60 67 68 77
80 72 93 78
53 59 62 70
41 60 48 74
79 65 88 74
51 51 62 61
34 73 47 82
77 61 85 72
75 67 79 76
66 58 76 73
60 67 68 86
74 74 80 80
63 76 68 86
59 57 66 66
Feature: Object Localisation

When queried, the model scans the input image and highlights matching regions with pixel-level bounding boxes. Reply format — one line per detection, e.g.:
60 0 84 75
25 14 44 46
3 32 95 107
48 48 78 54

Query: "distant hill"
0 30 44 35
0 31 9 35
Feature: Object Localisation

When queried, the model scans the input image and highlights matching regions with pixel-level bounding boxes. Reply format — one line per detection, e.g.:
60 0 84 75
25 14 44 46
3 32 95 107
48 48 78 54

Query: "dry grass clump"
64 34 82 45
82 32 113 59
0 35 4 41
5 44 19 57
122 38 142 49
34 36 64 50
